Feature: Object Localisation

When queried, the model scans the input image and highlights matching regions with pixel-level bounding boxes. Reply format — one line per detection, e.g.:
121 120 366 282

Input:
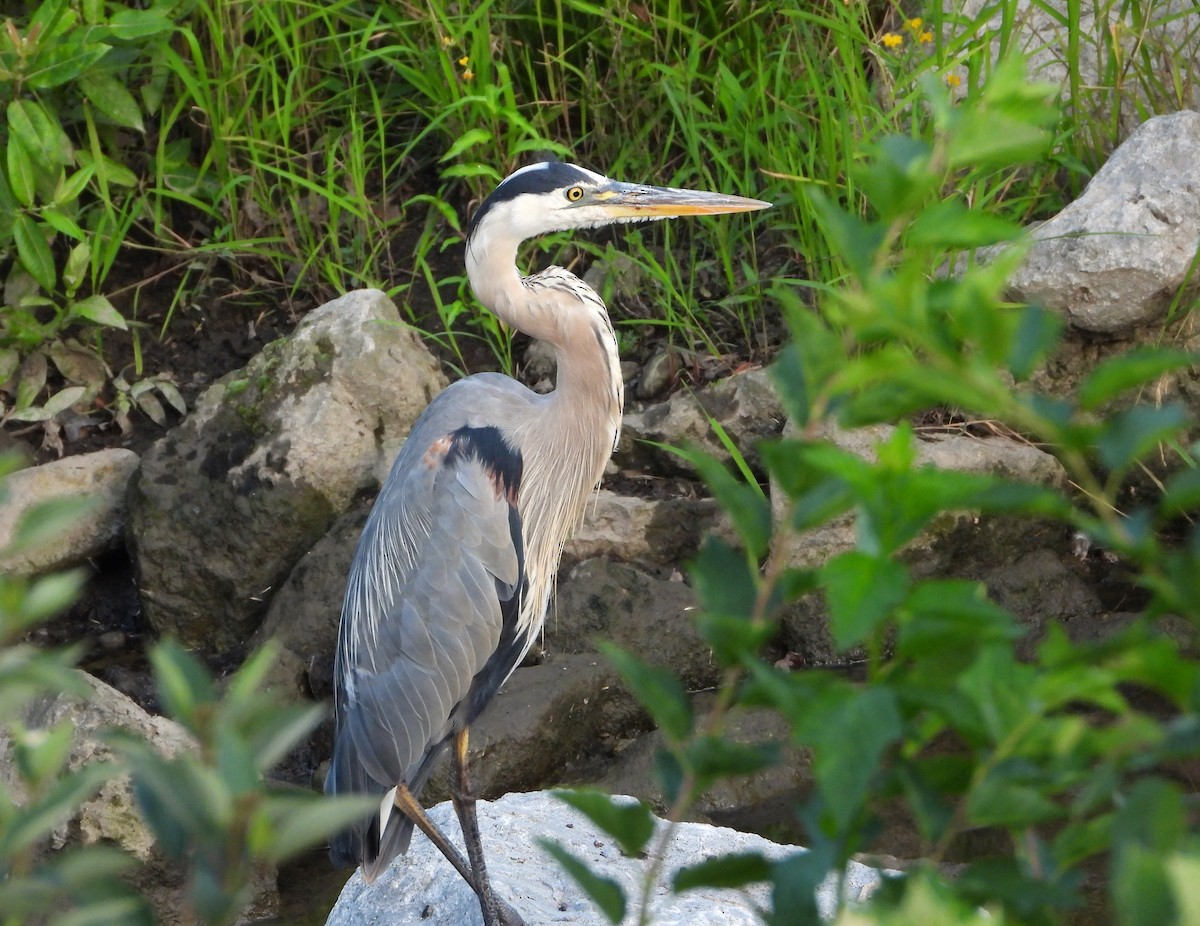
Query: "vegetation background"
2 0 1199 924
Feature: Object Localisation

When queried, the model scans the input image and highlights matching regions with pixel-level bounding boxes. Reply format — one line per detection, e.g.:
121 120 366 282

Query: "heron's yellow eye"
565 186 584 202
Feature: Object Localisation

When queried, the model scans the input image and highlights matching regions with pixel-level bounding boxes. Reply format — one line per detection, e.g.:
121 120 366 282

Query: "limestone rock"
597 706 812 836
324 791 885 926
0 672 278 924
550 559 715 690
421 654 623 805
0 448 139 576
1001 111 1200 333
621 368 783 475
774 423 1079 663
564 490 721 565
251 507 368 702
127 289 446 651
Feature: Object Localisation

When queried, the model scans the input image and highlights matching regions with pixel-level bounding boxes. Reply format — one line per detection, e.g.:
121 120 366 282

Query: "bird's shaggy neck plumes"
465 222 623 640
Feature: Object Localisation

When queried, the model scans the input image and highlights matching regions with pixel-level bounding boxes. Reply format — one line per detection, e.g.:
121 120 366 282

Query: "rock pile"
3 110 1199 923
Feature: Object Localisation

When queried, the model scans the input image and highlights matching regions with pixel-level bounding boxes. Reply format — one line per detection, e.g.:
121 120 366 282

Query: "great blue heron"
326 160 769 926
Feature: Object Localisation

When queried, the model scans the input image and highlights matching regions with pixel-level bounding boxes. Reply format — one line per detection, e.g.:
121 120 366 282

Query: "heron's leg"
390 782 476 888
452 727 526 926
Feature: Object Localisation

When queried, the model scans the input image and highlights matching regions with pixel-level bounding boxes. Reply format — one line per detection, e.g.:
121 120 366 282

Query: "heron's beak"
589 182 771 219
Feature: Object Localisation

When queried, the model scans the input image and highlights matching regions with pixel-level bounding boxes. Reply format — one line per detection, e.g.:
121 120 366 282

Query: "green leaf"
103 8 173 41
55 163 96 205
13 214 56 292
538 839 626 924
1079 347 1197 410
63 240 91 291
1006 304 1064 381
552 790 655 857
819 553 910 649
598 642 692 742
441 128 494 162
769 850 828 925
906 199 1022 249
9 494 97 553
7 99 72 167
1165 853 1200 926
76 150 137 187
26 40 110 90
1113 844 1176 926
82 75 144 132
684 735 779 785
42 385 85 416
673 851 771 892
1095 404 1190 474
155 379 188 415
807 188 886 282
809 687 901 832
968 766 1062 827
7 136 38 207
1161 467 1200 518
40 207 85 241
266 793 378 862
71 294 127 329
0 762 117 857
897 580 1021 664
690 535 758 620
244 702 325 773
16 570 86 625
667 445 769 560
12 720 75 783
149 640 216 728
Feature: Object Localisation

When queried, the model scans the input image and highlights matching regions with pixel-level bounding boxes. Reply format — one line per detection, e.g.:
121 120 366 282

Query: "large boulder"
1002 111 1200 334
0 672 279 924
324 790 885 926
0 448 139 575
127 290 446 651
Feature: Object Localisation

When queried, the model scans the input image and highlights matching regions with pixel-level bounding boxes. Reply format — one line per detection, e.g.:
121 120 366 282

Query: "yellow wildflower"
881 32 903 48
906 17 922 30
919 30 933 43
462 68 475 80
458 55 470 66
945 72 962 88
440 34 453 47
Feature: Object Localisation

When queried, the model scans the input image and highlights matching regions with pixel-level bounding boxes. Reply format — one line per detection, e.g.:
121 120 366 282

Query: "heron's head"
466 160 770 249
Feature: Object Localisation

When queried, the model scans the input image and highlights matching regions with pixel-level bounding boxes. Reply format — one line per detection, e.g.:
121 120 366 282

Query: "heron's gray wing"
333 423 525 788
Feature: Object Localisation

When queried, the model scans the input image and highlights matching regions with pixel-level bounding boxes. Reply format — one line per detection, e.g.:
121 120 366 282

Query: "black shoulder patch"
444 425 523 503
467 160 595 240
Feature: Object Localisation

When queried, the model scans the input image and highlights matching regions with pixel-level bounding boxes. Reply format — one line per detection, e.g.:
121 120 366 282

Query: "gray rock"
954 0 1200 135
1001 111 1200 333
421 653 623 805
324 791 885 926
564 490 721 565
0 672 279 925
774 423 1078 663
127 289 446 650
550 559 715 690
0 448 139 576
596 706 811 836
621 368 783 475
252 506 368 702
636 349 676 399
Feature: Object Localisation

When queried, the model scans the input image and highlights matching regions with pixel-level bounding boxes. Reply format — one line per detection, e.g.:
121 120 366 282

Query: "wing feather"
326 393 530 874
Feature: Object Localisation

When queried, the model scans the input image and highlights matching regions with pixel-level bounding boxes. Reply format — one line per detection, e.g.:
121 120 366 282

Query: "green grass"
1 0 1196 415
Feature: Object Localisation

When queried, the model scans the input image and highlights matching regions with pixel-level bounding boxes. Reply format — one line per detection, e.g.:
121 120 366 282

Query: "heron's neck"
466 240 623 439
466 239 623 497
